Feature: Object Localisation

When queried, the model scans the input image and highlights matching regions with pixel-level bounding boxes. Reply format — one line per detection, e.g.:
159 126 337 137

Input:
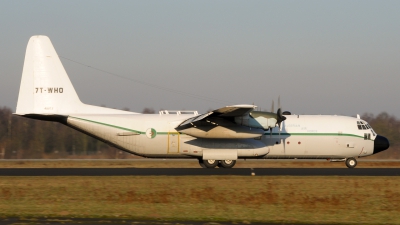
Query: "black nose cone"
374 135 390 154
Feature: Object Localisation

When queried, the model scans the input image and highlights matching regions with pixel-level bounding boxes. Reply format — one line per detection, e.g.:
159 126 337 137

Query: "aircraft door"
168 132 180 153
168 122 181 153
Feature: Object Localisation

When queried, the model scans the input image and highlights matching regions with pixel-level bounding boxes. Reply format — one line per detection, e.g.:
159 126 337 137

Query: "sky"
1 0 400 117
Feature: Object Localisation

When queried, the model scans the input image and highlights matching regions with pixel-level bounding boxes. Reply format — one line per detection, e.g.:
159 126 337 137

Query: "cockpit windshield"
357 121 376 136
357 121 371 130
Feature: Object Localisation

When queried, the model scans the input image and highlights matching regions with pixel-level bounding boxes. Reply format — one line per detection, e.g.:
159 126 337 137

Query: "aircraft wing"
178 104 256 127
176 105 265 139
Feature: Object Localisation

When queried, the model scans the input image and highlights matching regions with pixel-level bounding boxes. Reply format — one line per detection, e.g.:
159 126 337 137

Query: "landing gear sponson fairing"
15 36 390 168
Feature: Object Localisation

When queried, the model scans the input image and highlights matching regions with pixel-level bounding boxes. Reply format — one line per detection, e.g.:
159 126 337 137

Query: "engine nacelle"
179 125 264 139
235 113 278 130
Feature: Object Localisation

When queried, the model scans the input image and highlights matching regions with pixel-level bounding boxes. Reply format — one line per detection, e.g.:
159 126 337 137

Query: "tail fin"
16 35 133 115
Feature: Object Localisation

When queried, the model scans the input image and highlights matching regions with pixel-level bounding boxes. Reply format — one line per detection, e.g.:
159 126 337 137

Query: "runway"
0 168 399 176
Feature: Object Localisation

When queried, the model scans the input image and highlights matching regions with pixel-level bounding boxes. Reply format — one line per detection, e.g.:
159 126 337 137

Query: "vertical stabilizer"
16 35 135 115
16 36 82 115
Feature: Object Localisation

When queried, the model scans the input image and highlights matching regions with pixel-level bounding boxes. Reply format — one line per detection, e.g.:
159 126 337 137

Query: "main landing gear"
198 159 237 168
345 157 357 168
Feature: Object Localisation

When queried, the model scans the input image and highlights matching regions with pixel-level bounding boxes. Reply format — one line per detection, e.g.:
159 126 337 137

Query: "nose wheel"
345 157 357 168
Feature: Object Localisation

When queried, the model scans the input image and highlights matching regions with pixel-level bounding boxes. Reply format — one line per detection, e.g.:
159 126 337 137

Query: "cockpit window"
357 121 371 130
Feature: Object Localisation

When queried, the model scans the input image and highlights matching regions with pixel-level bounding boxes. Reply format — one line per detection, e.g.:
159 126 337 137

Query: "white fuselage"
66 113 375 160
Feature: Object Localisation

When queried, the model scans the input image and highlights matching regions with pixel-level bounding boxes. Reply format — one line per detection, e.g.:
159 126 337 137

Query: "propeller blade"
276 107 286 135
277 96 286 123
270 100 274 113
282 138 286 154
278 95 281 110
278 120 282 136
277 108 282 118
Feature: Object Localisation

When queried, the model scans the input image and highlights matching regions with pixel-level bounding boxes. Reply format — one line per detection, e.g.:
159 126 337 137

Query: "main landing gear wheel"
198 160 207 168
345 157 357 168
198 159 218 168
218 160 236 168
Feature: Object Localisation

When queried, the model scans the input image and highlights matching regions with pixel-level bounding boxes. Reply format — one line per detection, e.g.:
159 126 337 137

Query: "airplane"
15 35 390 169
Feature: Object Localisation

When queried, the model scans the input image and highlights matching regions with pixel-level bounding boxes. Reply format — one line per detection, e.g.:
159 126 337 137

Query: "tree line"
0 106 398 159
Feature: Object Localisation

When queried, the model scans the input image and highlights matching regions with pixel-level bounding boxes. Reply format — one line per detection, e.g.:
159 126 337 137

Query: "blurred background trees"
0 106 140 159
0 106 398 159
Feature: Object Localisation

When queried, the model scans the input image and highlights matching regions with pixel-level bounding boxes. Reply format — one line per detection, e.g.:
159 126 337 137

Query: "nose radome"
374 135 390 154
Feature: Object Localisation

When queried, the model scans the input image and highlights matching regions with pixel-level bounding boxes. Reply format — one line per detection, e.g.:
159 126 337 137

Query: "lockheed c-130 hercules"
15 36 390 168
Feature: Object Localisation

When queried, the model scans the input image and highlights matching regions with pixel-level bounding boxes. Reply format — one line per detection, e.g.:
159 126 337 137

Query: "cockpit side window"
357 121 362 129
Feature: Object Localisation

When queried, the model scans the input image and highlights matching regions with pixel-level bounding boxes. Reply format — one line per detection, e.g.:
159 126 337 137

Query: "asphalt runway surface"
0 168 399 176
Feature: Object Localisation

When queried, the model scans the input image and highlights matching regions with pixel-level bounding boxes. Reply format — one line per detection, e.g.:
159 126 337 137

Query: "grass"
0 176 399 224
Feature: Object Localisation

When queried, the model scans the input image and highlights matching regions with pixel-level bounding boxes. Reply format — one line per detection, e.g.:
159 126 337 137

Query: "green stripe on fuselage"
265 132 364 139
70 116 365 138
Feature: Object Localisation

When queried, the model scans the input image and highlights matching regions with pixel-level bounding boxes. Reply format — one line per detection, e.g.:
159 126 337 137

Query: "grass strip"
0 176 399 224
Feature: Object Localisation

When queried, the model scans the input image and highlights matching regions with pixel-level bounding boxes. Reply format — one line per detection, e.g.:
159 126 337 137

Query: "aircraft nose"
374 135 390 154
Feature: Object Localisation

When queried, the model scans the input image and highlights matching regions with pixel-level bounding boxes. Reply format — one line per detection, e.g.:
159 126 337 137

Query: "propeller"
276 96 286 132
276 97 286 152
251 96 287 134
